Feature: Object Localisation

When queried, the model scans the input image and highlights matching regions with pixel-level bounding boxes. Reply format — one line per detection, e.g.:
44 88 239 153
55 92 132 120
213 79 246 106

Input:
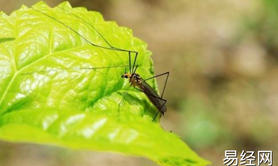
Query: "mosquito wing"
140 81 167 114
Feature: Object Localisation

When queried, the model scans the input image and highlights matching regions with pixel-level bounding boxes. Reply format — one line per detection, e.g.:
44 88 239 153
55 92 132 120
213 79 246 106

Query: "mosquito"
28 6 170 120
121 66 169 120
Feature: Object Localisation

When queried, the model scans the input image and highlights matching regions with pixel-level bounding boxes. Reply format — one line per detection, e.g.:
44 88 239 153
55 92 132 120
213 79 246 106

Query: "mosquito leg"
131 52 138 74
152 111 160 121
152 97 168 121
150 94 167 102
128 51 139 74
117 94 124 114
148 92 167 110
117 99 121 113
160 72 169 98
144 72 169 81
133 65 139 74
144 72 169 98
152 99 167 121
160 99 167 111
129 51 131 73
151 95 167 111
32 7 139 57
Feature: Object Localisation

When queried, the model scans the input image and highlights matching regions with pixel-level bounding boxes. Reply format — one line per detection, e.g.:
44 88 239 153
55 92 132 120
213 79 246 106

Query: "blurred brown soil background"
0 0 277 165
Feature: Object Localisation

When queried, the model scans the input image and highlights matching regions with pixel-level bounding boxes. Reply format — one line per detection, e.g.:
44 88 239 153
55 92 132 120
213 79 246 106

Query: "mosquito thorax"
130 73 142 85
131 73 141 80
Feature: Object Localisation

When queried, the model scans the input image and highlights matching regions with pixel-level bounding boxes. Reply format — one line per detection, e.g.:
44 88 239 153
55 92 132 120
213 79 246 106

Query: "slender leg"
80 65 129 70
150 95 167 111
132 52 138 74
133 65 139 74
127 51 138 74
159 99 167 111
152 99 167 121
144 72 169 98
152 111 160 121
149 93 167 102
128 51 131 73
144 72 169 81
33 8 142 77
117 94 124 114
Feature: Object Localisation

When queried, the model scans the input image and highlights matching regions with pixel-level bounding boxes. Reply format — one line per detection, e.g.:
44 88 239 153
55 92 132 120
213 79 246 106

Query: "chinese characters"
224 150 273 166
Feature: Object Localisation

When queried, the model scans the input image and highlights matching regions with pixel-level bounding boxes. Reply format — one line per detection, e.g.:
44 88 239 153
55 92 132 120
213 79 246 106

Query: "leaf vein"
0 45 92 110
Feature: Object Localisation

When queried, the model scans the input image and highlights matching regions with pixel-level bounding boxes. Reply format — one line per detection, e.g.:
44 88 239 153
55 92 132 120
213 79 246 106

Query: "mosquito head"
121 73 131 79
121 73 141 82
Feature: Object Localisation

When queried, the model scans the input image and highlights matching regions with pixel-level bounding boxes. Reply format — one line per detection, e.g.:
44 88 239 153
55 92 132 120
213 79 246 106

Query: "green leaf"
0 2 209 166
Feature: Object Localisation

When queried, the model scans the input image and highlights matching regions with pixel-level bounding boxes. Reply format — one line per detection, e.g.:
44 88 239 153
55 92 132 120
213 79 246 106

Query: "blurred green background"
0 0 277 165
